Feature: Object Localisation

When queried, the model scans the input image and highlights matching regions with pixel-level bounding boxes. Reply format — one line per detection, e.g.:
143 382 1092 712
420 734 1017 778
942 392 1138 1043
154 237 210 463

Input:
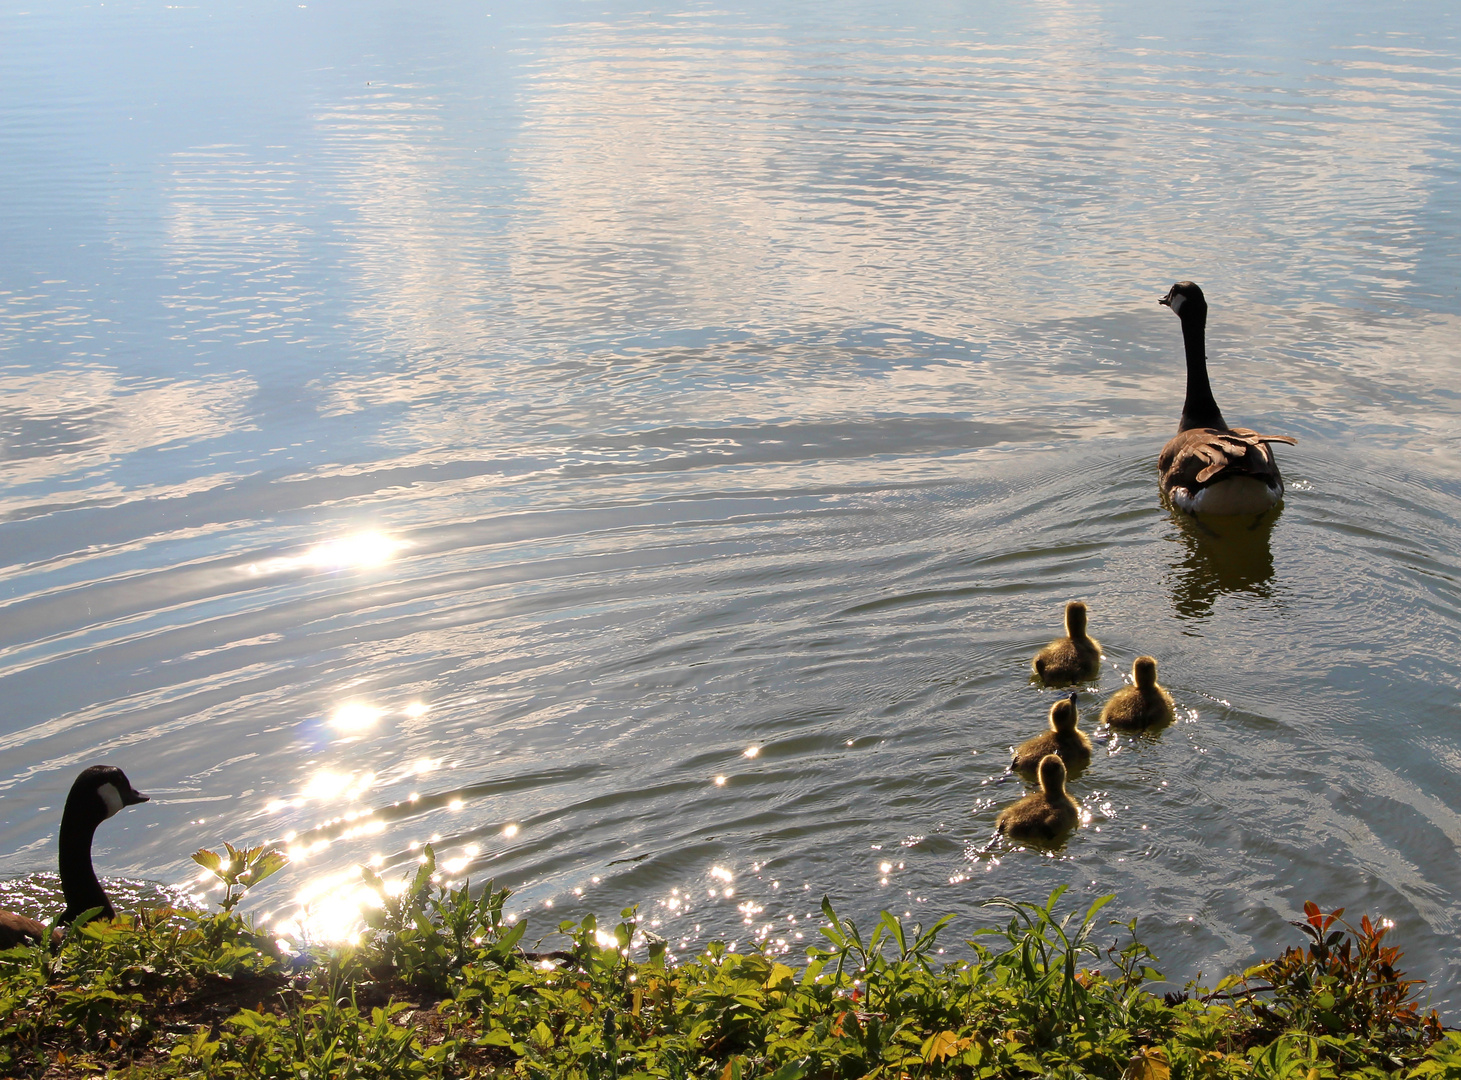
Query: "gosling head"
1133 655 1159 690
1050 692 1079 733
70 765 149 824
1159 280 1207 321
1037 753 1067 798
1064 600 1089 638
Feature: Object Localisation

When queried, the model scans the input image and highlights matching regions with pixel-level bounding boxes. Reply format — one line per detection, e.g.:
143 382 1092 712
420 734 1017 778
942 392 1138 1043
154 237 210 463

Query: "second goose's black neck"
58 807 112 924
1178 307 1227 432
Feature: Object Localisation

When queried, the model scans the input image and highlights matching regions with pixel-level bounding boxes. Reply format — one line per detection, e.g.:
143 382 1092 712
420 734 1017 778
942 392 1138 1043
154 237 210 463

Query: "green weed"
0 852 1449 1080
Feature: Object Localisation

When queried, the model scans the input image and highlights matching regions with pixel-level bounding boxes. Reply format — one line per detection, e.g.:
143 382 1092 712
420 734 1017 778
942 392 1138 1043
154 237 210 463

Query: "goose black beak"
1158 290 1174 307
125 790 149 806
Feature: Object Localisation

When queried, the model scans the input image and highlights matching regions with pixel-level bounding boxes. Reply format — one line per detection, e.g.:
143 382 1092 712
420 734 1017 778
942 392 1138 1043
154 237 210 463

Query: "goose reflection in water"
1166 509 1279 622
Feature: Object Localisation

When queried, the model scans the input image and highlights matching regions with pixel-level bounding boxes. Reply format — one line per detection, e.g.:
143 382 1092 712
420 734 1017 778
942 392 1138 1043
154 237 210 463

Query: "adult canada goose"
0 765 149 949
1011 693 1092 776
995 754 1080 843
1158 281 1297 516
1031 601 1102 686
1099 656 1176 730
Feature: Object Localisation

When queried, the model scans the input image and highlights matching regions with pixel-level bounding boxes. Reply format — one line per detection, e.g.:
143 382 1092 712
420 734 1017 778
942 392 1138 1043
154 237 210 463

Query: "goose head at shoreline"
0 765 149 949
1157 281 1297 518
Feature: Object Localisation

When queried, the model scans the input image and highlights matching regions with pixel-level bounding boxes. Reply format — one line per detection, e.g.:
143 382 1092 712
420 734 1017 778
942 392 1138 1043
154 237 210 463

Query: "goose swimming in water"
1099 656 1176 730
1011 693 1092 776
995 754 1081 843
1031 601 1102 686
1158 281 1297 516
0 765 149 949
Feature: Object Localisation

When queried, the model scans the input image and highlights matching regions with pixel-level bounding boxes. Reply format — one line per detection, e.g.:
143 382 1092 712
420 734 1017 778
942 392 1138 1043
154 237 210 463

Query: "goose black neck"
58 810 112 924
1178 309 1226 432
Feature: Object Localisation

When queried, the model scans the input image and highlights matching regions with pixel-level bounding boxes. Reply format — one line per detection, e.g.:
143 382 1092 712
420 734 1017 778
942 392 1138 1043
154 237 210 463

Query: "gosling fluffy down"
1011 693 1092 776
1099 656 1175 730
1031 601 1102 686
995 754 1081 843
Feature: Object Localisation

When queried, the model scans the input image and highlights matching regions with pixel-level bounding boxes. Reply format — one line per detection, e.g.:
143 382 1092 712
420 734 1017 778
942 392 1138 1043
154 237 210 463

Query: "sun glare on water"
244 530 408 577
330 703 382 733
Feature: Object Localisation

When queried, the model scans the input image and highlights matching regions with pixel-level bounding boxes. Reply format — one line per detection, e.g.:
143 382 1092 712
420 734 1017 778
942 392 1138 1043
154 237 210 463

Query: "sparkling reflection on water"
2 0 1461 1011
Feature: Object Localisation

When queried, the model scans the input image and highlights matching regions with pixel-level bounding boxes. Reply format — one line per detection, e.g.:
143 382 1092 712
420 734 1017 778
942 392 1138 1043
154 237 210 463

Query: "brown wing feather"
1159 427 1296 495
1229 427 1298 447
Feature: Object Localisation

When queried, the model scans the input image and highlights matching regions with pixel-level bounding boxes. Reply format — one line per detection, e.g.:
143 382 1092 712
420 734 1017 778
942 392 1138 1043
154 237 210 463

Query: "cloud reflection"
0 367 255 501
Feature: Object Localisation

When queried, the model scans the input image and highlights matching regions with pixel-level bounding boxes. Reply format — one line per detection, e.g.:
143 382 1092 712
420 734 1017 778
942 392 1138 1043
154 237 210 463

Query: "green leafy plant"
358 844 528 995
0 877 1450 1080
191 842 289 913
1209 901 1443 1071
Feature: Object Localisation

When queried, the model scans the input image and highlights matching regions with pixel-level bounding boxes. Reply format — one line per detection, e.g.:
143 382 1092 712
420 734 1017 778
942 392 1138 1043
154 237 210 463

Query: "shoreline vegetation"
0 847 1454 1079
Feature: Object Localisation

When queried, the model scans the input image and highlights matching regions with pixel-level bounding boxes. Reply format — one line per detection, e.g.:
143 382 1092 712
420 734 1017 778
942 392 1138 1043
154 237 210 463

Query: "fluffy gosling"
1099 656 1175 729
995 754 1081 843
1011 693 1092 776
1031 601 1102 686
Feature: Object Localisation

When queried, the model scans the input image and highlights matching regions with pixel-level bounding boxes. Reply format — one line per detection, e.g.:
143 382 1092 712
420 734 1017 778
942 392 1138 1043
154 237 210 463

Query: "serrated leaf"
1126 1047 1170 1080
241 850 289 888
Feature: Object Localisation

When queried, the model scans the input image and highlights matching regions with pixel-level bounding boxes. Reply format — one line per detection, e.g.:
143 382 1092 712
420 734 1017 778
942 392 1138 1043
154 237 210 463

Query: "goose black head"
68 765 149 824
1037 754 1067 797
1050 693 1079 733
1159 281 1207 319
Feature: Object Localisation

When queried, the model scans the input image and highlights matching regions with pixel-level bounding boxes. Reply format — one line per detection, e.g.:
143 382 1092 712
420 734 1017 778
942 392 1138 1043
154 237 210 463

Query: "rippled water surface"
4 0 1461 1010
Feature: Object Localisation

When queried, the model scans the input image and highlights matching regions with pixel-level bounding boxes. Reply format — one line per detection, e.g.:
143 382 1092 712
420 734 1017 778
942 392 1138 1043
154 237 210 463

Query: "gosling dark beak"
1067 692 1078 705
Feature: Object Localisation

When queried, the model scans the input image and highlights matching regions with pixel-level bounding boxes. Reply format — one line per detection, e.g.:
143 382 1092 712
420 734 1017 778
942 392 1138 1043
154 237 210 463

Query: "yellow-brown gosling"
0 766 149 949
1158 281 1297 515
1031 600 1102 686
1098 656 1176 730
995 754 1081 843
1011 692 1092 776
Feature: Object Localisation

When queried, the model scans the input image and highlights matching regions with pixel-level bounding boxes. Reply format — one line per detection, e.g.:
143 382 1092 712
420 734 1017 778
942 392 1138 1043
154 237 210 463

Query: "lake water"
3 0 1461 1011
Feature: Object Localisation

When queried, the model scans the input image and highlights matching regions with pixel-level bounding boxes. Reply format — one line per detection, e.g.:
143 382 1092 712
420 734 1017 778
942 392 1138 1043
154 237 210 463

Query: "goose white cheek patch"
1168 293 1186 314
98 782 124 818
